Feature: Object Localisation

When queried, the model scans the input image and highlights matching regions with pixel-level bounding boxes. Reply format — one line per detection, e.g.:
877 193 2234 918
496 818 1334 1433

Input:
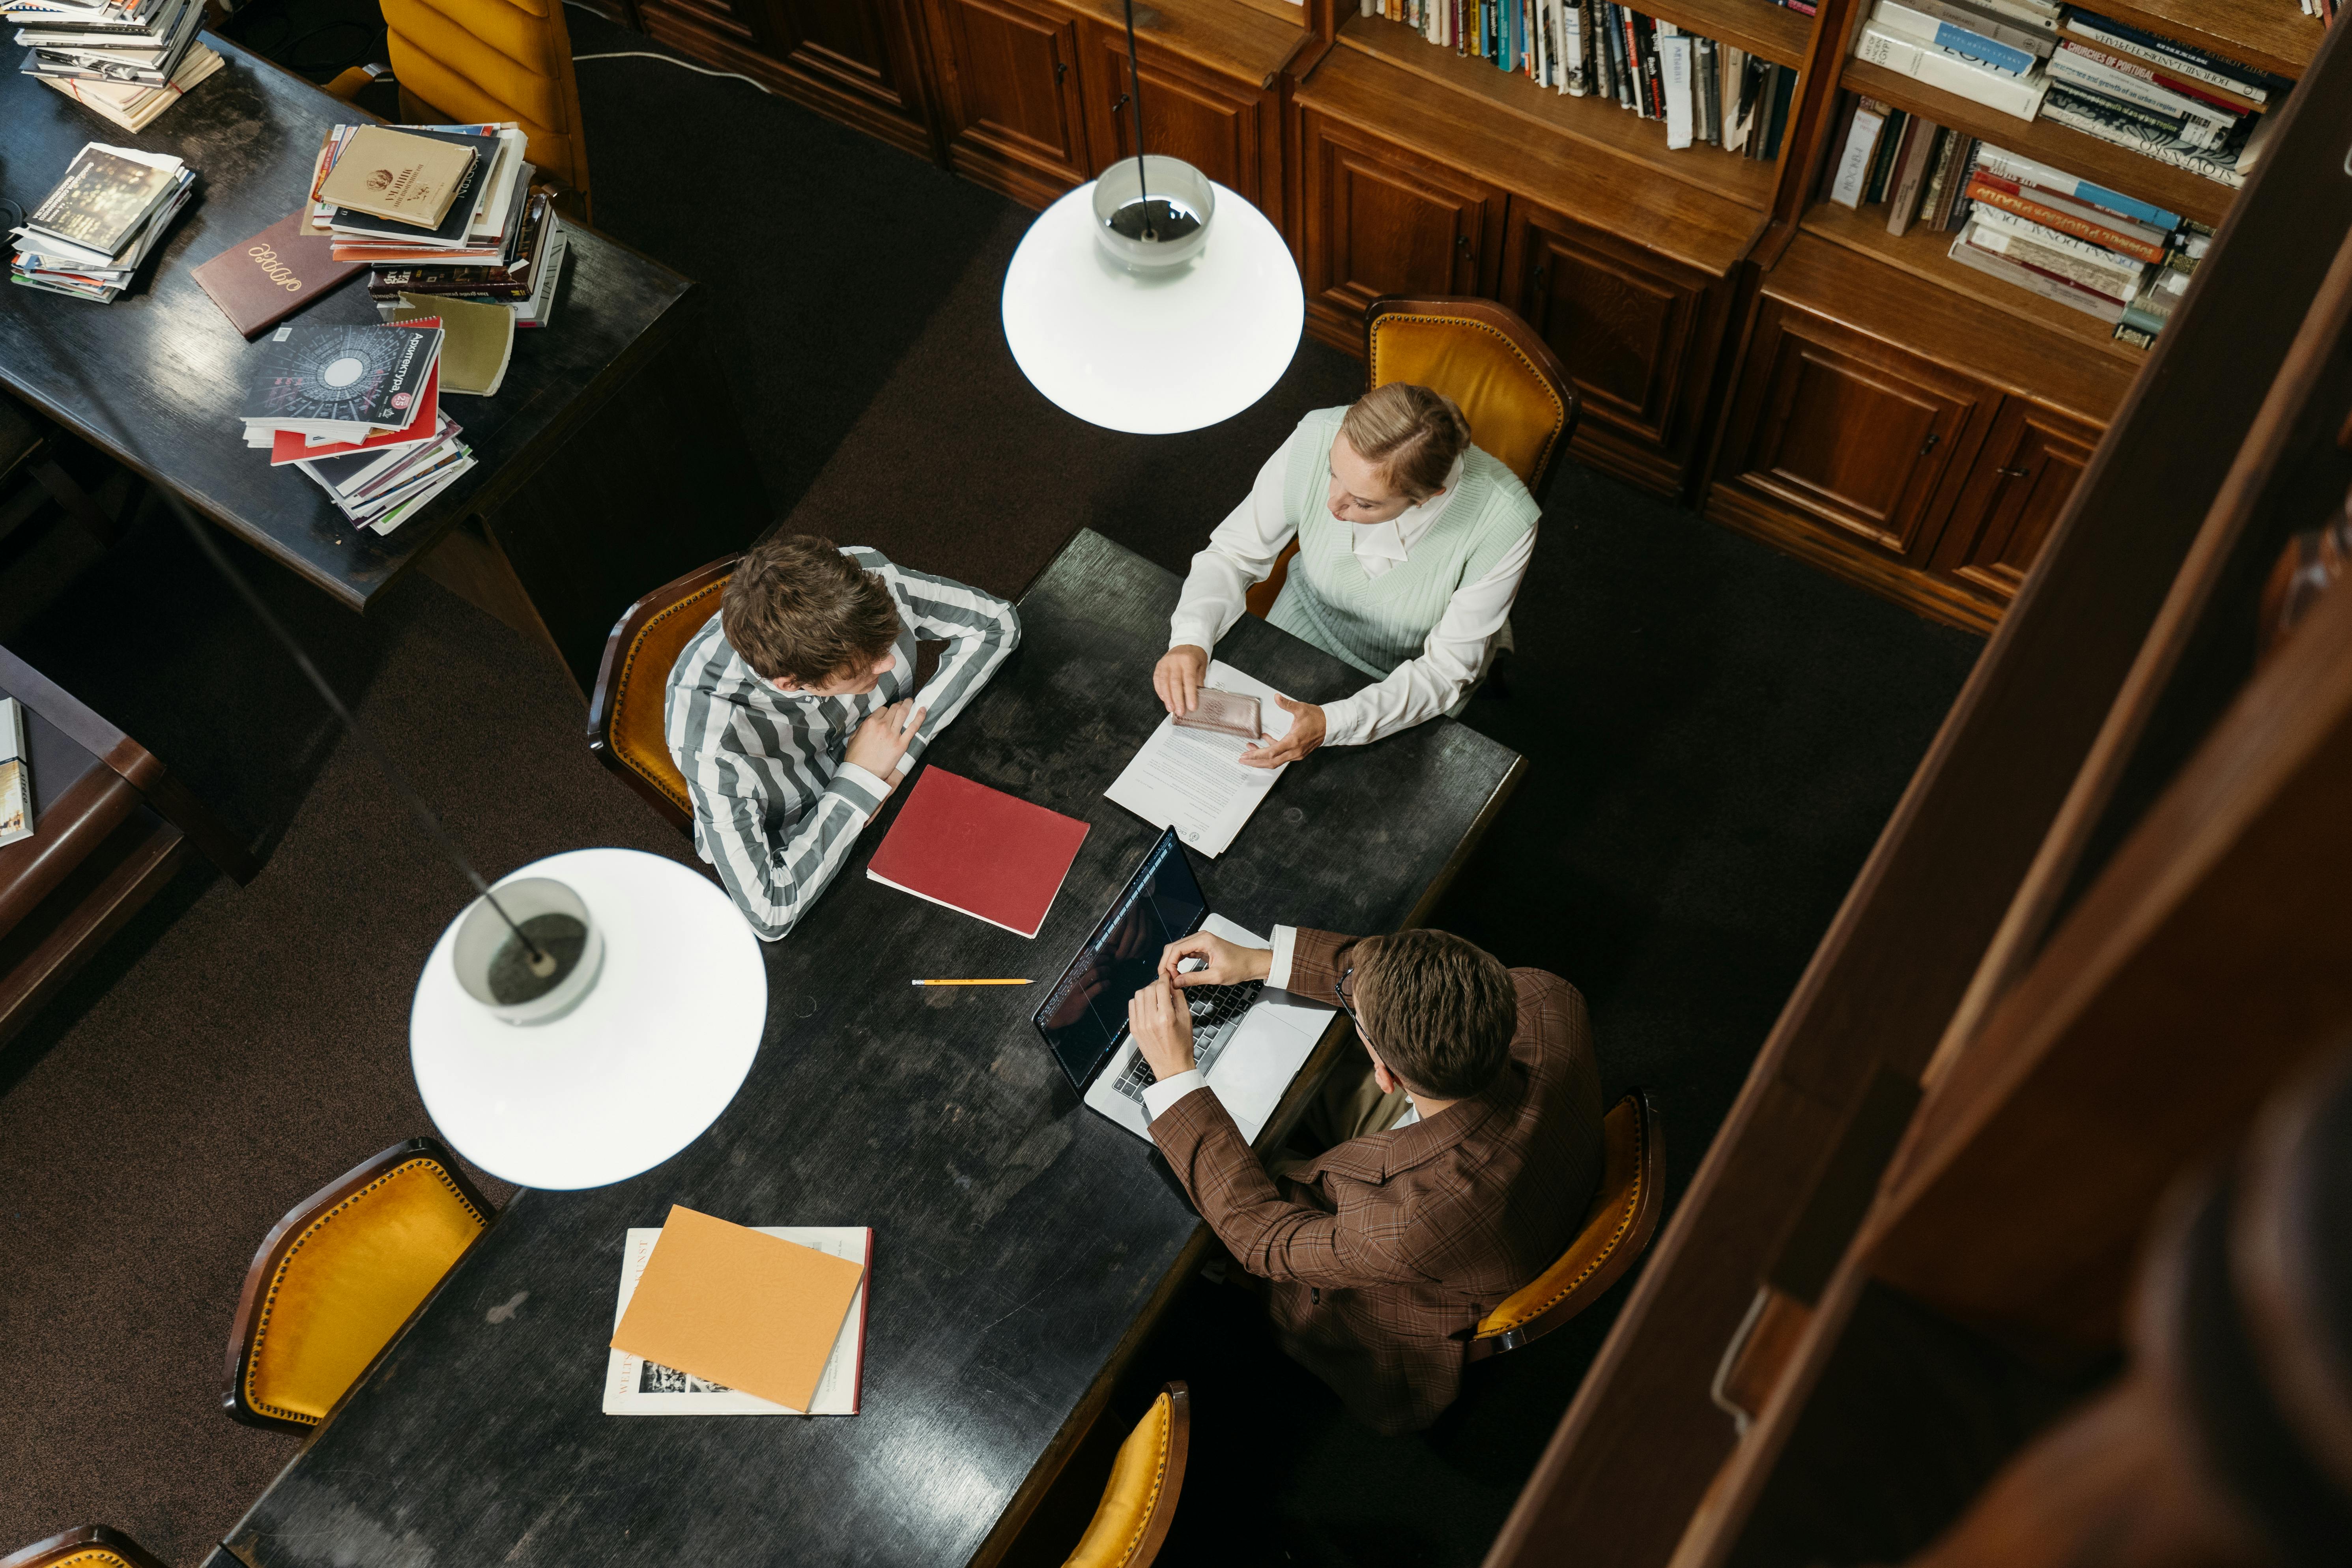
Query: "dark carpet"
0 13 1983 1565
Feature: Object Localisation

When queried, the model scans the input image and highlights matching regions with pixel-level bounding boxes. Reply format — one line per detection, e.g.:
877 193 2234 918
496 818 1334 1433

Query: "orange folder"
609 1204 868 1412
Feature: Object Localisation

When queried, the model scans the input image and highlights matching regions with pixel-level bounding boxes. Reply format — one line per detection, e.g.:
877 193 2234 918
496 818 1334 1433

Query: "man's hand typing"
1127 976 1198 1082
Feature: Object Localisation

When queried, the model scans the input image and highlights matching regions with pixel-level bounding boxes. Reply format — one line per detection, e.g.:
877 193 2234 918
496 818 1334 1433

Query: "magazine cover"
242 322 442 427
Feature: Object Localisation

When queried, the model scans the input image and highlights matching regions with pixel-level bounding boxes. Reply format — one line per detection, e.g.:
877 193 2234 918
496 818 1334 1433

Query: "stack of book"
303 120 567 327
9 0 209 99
9 141 193 301
1361 0 1799 159
31 39 221 129
239 321 476 534
1852 0 2054 120
2040 9 2286 190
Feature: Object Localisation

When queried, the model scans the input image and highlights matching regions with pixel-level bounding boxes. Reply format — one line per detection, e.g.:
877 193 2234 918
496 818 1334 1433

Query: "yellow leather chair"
222 1138 494 1433
2 1526 168 1568
324 0 594 222
1063 1383 1190 1568
1245 295 1578 619
587 554 738 832
1466 1089 1662 1360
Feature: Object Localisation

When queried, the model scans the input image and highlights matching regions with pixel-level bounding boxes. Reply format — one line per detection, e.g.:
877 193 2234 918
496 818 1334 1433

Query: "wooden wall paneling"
1927 401 2101 608
1296 107 1503 350
1500 200 1729 491
924 0 1093 204
1078 27 1273 207
1480 24 2352 1568
636 0 939 157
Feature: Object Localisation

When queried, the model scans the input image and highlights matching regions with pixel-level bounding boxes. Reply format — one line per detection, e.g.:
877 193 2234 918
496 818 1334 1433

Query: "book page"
1103 661 1293 858
602 1226 868 1416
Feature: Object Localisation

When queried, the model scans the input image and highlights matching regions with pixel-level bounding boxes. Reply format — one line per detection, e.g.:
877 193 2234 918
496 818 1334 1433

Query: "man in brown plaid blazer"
1127 924 1604 1434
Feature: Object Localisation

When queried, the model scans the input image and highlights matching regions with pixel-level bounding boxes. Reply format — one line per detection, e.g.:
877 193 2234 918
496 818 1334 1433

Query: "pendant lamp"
1000 0 1304 434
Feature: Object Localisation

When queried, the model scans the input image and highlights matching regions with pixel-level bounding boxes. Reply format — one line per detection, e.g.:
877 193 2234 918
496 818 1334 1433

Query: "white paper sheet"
602 1226 868 1416
1103 660 1292 857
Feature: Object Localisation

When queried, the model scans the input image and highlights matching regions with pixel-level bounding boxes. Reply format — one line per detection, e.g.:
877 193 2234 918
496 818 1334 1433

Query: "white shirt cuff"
1316 696 1369 748
1266 925 1298 992
1142 1068 1209 1122
834 763 891 812
1167 617 1220 655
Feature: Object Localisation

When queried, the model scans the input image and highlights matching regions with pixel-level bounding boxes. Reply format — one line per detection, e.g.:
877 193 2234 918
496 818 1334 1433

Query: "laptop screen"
1034 829 1207 1090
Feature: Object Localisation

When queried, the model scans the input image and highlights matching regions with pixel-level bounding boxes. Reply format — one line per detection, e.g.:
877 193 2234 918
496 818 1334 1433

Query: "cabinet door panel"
1930 399 2100 602
1080 32 1267 205
762 0 912 103
929 0 1090 191
1502 200 1719 465
1299 110 1501 330
1725 305 1991 561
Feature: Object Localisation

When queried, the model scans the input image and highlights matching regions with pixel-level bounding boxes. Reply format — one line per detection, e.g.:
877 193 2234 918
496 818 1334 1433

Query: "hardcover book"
325 128 499 247
191 212 363 338
240 321 442 429
315 125 476 227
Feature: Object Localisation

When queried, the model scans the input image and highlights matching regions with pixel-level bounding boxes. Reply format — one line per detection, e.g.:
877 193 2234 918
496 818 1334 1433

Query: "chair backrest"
1063 1382 1191 1568
381 0 593 219
1 1527 168 1568
1240 296 1576 620
1468 1089 1663 1361
587 555 739 833
222 1138 494 1433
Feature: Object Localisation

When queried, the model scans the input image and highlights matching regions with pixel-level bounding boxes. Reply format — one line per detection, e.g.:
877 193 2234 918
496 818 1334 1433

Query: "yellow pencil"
910 978 1034 986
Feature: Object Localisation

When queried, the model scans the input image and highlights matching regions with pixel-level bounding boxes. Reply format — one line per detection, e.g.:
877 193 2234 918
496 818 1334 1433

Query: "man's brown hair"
720 535 901 686
1354 929 1516 1098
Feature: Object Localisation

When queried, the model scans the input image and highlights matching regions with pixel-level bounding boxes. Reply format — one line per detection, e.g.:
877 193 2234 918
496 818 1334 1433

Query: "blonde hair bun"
1339 384 1471 503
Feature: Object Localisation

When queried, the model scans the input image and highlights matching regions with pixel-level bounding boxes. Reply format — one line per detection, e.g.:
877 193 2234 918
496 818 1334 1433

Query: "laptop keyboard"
1112 980 1264 1102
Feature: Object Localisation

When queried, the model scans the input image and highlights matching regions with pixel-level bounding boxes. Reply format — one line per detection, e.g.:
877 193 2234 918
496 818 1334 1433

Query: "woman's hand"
1128 977 1198 1082
1241 697 1324 768
1154 645 1210 717
1158 931 1273 989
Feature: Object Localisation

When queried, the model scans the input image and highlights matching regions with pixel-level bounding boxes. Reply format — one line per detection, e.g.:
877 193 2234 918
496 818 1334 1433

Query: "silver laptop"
1034 828 1334 1142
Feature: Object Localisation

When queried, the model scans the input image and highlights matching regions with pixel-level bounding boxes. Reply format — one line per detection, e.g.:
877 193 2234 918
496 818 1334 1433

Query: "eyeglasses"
1335 965 1373 1050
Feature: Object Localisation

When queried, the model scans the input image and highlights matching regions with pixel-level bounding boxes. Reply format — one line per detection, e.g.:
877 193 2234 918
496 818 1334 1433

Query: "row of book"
1357 0 1799 157
6 0 222 129
301 120 567 326
1825 100 2208 346
9 141 194 302
241 321 477 534
1851 0 2287 190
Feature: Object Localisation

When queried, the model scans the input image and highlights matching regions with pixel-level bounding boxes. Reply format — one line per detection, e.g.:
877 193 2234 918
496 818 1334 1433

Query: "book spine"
1962 176 2167 261
1966 143 2181 229
1638 13 1663 118
1872 0 2037 76
2062 9 2274 97
1661 28 1693 148
1970 226 2137 301
2036 90 2250 185
2056 35 2260 117
1899 0 2052 55
1948 225 2130 321
2041 80 2209 150
1887 121 1940 235
2049 45 2237 141
1866 109 1908 204
1966 203 2148 283
1852 23 2044 119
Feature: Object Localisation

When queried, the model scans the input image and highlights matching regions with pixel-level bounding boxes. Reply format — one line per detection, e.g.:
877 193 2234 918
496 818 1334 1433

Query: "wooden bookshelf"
1642 0 1813 67
2066 0 2320 82
1228 0 1310 27
1335 10 1781 207
1842 57 2238 226
1060 0 1307 82
1799 199 2148 368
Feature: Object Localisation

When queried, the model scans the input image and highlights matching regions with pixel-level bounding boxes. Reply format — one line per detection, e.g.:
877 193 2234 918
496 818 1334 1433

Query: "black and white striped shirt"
664 546 1020 941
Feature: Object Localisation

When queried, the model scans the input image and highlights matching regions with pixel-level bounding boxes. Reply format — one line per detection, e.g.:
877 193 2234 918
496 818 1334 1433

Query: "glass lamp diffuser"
450 877 604 1025
1092 155 1213 268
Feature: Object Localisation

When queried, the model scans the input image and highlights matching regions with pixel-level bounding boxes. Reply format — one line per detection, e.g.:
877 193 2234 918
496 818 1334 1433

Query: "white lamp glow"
1001 176 1304 435
411 847 767 1190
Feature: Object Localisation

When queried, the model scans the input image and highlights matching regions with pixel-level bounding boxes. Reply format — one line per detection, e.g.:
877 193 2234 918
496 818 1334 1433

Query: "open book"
602 1225 870 1415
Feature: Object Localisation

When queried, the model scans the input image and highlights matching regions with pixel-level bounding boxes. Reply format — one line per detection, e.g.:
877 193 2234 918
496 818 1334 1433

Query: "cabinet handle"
1919 431 1941 456
1054 57 1067 82
1996 464 2031 479
1111 92 1129 112
1533 262 1549 289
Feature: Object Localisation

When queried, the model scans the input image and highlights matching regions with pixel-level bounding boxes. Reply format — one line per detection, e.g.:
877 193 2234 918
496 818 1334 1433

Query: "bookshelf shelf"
1335 10 1781 208
2066 0 2318 82
1799 199 2148 368
1641 0 1812 67
1842 58 2236 227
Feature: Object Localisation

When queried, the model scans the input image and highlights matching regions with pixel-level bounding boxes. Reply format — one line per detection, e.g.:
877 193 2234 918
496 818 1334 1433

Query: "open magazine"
602 1225 870 1415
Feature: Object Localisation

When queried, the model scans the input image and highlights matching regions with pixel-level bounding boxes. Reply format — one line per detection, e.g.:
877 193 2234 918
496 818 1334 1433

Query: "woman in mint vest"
1153 383 1539 766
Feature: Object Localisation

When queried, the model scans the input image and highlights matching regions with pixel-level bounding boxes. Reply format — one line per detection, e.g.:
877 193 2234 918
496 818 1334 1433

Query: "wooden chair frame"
221 1137 494 1436
1364 294 1582 498
585 554 739 833
1467 1089 1664 1362
1 1525 170 1568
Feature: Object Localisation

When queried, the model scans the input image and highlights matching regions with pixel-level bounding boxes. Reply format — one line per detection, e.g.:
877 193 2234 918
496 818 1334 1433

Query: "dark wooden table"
215 531 1523 1568
0 38 770 691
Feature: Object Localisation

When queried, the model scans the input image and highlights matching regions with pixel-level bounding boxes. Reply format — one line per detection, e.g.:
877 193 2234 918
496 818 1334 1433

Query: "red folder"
865 767 1089 938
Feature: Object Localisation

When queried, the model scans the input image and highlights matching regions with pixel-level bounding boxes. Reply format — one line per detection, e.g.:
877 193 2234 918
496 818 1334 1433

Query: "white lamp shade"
1002 178 1305 435
411 848 767 1190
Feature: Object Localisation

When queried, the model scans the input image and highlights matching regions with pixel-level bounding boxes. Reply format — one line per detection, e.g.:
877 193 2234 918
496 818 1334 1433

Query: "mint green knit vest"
1266 406 1539 679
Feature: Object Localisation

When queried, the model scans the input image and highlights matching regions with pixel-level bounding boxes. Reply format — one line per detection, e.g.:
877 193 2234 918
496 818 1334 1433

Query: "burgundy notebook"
866 768 1089 939
190 213 362 339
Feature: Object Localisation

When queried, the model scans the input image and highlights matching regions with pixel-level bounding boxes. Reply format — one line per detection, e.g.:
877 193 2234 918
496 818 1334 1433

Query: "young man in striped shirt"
666 536 1020 940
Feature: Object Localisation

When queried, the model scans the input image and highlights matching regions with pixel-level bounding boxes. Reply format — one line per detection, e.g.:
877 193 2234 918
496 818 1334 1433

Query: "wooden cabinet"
636 0 935 156
1078 29 1276 207
1501 199 1728 493
1297 109 1503 345
1929 399 2100 606
925 0 1093 203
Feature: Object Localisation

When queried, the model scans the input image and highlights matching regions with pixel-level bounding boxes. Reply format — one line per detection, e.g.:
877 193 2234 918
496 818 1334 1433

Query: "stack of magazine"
302 120 568 328
239 321 477 535
9 141 194 301
8 0 221 129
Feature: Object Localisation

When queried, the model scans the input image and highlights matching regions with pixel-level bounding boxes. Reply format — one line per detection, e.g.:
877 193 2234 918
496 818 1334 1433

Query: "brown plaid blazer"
1149 928 1605 1433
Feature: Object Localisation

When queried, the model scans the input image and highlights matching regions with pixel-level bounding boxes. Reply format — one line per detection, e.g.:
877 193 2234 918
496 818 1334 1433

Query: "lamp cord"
12 290 550 966
1122 0 1153 239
